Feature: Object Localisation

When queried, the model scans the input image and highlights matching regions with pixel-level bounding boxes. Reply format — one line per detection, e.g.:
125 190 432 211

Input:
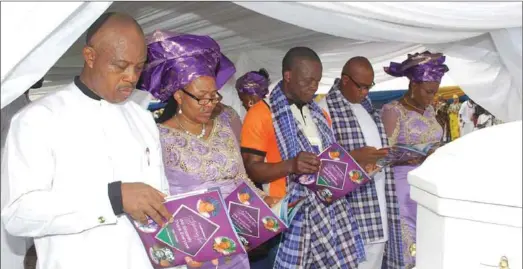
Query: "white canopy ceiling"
1 1 521 122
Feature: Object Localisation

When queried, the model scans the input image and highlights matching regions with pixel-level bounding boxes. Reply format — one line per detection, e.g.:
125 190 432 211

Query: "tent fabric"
0 2 112 109
235 2 522 43
33 2 426 94
236 2 522 122
1 2 521 122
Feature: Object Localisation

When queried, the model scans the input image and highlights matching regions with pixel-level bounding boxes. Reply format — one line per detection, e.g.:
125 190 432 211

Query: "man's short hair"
85 12 116 45
282 47 321 74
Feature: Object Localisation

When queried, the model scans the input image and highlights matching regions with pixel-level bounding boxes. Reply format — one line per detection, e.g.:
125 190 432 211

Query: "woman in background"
235 69 270 111
381 51 446 269
448 94 461 140
140 30 276 269
434 94 450 142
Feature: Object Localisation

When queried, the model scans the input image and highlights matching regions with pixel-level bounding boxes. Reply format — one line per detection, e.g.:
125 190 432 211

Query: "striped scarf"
325 79 404 268
270 81 365 269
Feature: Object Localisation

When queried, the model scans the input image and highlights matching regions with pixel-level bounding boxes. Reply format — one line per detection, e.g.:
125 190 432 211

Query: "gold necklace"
402 97 425 114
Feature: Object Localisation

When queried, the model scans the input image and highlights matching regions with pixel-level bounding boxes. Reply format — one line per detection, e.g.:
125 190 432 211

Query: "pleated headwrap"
384 51 449 83
235 71 270 98
139 30 236 102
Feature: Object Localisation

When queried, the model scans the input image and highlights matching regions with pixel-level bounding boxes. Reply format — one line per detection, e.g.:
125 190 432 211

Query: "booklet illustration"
225 182 288 251
129 188 246 268
297 143 371 204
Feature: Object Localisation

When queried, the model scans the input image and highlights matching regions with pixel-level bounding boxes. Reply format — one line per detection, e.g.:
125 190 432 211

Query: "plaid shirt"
325 79 404 268
269 81 366 268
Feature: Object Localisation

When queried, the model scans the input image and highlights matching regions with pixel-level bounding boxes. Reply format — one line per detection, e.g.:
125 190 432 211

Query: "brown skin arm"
242 153 292 185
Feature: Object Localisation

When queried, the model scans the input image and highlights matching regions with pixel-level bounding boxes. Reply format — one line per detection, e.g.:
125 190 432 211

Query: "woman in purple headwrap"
139 30 277 269
380 51 447 269
235 69 270 111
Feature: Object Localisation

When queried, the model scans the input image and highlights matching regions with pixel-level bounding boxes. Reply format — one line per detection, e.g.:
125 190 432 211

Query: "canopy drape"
1 2 521 122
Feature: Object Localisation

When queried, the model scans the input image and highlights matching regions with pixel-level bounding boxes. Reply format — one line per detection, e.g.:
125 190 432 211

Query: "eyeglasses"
342 73 375 91
181 89 223 105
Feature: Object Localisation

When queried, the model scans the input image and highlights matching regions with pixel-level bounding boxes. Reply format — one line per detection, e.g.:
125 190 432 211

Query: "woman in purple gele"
139 30 278 269
380 51 447 269
235 68 270 111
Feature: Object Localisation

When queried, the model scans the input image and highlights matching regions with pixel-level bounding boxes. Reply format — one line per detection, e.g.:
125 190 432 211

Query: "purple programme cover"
225 182 288 251
129 188 246 268
297 143 371 204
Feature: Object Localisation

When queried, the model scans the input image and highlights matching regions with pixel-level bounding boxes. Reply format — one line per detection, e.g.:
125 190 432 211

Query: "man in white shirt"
1 78 42 149
318 57 404 268
1 12 171 269
1 78 43 269
459 99 476 137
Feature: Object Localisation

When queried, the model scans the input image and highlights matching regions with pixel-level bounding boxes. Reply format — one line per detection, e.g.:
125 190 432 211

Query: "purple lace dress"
159 107 260 269
381 101 443 268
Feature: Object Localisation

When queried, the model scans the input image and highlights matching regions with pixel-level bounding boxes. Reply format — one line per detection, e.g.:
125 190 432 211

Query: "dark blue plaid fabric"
269 81 366 268
325 79 404 268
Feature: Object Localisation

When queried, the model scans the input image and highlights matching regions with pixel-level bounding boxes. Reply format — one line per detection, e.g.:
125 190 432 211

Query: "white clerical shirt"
1 78 168 269
1 93 32 269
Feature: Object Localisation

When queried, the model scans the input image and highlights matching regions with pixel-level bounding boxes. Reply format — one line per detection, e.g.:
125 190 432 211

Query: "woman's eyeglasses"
181 89 223 105
342 73 375 91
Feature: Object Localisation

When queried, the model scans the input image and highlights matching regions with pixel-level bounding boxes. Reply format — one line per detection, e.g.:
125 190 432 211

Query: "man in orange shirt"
241 47 365 269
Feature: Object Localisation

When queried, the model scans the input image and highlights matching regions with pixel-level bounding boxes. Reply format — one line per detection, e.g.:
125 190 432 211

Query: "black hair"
85 12 116 45
281 47 321 75
156 96 178 124
255 68 270 80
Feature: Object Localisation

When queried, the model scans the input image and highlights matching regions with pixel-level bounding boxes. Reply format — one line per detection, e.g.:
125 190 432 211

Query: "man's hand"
263 196 282 208
122 183 170 226
350 146 388 166
288 151 320 175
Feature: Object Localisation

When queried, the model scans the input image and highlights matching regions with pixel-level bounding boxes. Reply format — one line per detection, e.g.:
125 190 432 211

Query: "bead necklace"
175 117 206 139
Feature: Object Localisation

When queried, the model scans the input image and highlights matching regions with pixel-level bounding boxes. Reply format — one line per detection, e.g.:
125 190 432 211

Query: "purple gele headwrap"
139 30 236 102
235 71 270 98
383 51 449 83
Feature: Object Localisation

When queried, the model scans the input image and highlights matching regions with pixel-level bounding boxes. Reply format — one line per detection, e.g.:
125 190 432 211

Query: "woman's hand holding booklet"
370 142 444 172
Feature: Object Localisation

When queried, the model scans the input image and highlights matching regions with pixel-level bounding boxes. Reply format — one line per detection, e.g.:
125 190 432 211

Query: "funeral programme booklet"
225 182 288 251
297 143 371 204
366 142 444 176
129 188 246 268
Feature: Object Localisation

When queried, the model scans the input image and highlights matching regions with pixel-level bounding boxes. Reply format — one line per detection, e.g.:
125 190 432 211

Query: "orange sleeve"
322 109 332 127
240 102 271 153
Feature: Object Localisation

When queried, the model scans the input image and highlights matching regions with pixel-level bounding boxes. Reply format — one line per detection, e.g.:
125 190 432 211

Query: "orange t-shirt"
240 101 331 198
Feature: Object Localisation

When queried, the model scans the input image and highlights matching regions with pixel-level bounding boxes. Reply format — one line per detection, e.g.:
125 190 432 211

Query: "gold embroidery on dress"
159 116 264 197
409 243 416 257
400 217 416 267
386 101 442 145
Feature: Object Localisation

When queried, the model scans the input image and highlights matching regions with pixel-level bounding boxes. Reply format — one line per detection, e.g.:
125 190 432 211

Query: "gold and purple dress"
159 107 261 269
381 101 443 268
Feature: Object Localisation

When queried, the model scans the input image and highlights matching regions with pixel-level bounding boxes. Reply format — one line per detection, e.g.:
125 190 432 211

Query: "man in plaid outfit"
318 56 404 268
242 48 368 268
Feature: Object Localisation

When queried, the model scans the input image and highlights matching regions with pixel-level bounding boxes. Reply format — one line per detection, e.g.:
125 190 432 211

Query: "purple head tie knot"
235 71 270 98
138 30 236 102
383 51 449 83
